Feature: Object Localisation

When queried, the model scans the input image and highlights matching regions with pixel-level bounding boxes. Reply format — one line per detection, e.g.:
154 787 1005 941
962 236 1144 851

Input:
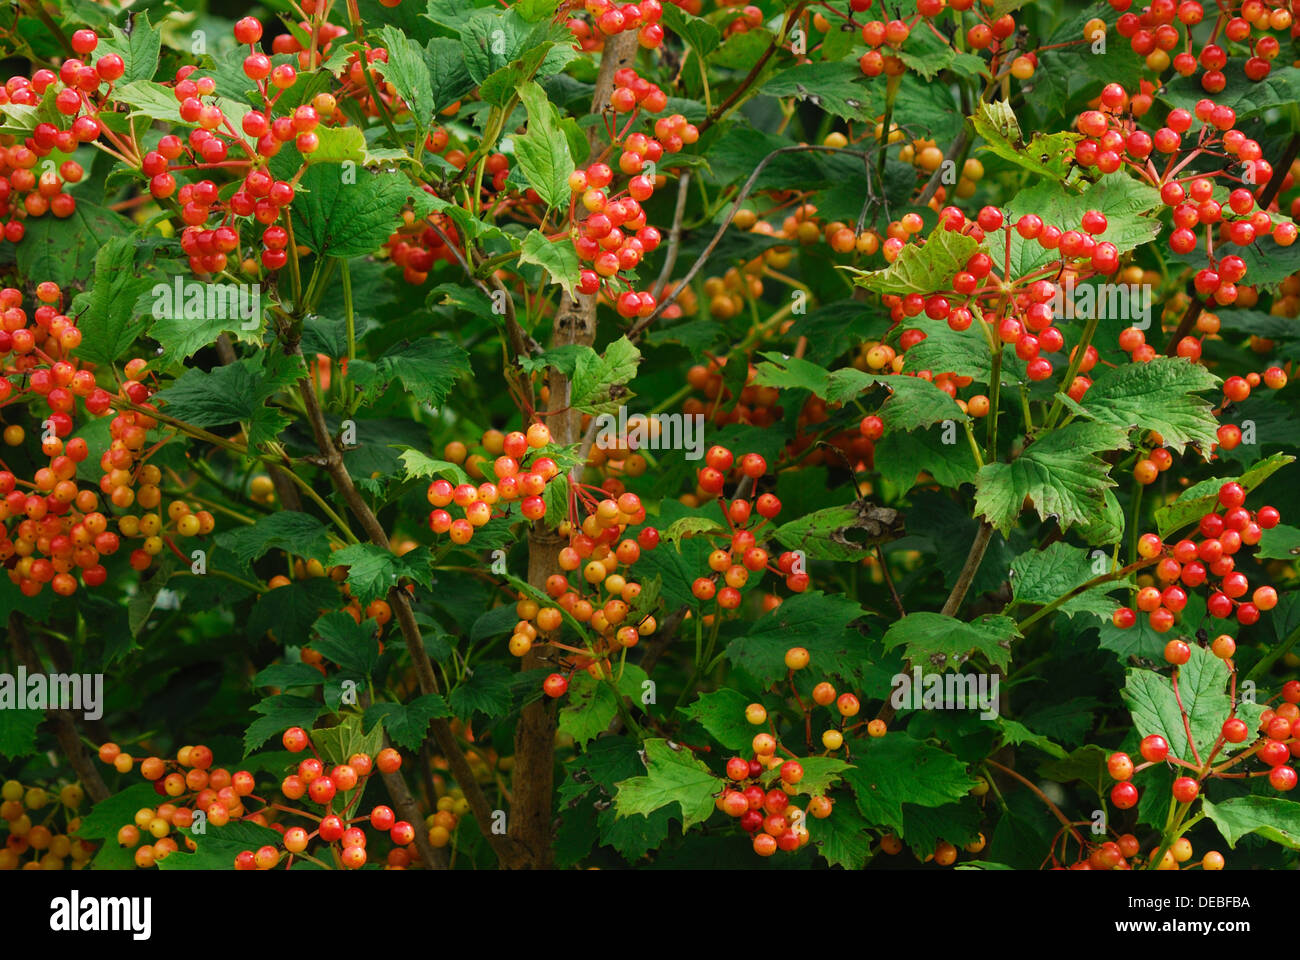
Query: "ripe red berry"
1110 782 1139 809
1140 734 1169 763
1171 777 1200 803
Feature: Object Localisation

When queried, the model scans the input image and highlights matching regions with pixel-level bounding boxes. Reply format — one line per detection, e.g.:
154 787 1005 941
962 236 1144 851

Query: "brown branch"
287 336 526 868
984 757 1085 847
876 544 906 619
499 29 642 869
650 171 692 300
627 145 867 339
695 2 806 137
941 521 994 618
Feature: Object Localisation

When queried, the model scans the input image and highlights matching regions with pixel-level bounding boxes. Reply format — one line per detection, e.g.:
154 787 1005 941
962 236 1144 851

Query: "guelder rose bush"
0 0 1298 872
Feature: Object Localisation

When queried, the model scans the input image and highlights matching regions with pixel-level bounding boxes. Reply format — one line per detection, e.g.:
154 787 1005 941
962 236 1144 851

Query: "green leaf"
878 375 971 430
310 713 385 768
16 200 130 288
1059 357 1220 454
158 821 284 870
874 423 979 493
974 421 1130 537
901 310 1024 386
154 351 306 447
0 709 43 760
115 79 252 130
1257 524 1300 561
850 228 980 296
763 757 853 797
448 661 514 720
661 514 727 548
813 800 873 869
1075 486 1125 547
901 800 983 856
843 735 975 832
307 125 372 165
558 665 648 746
997 719 1068 759
1020 697 1102 748
882 612 1019 672
1010 542 1126 621
331 543 433 605
751 352 841 395
72 236 156 366
247 578 339 646
678 688 753 751
1154 454 1295 539
1121 645 1239 763
1094 592 1205 662
97 14 161 84
1160 66 1300 123
771 499 904 562
1037 744 1109 797
424 37 476 114
215 512 333 568
253 662 326 690
310 611 382 676
987 173 1162 279
570 335 641 415
77 783 162 842
725 590 868 687
659 3 721 56
519 228 580 297
244 694 324 755
762 61 875 121
356 338 471 407
291 163 428 258
397 449 470 486
363 694 452 751
613 738 720 832
514 80 575 210
971 99 1079 181
898 25 987 80
144 278 265 365
1203 796 1300 851
753 354 965 428
374 25 436 148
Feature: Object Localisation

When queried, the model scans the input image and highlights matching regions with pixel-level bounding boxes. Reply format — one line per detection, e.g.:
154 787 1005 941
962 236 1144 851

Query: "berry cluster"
95 732 413 870
0 283 213 596
0 28 114 243
1113 481 1281 634
569 69 695 312
0 779 93 870
427 422 557 545
258 727 406 870
1110 0 1290 85
566 0 666 52
521 487 656 693
689 447 809 602
141 18 356 275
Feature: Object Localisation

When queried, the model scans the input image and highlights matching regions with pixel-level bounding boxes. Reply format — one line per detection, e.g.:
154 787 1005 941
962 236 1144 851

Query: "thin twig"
628 145 868 338
651 171 692 300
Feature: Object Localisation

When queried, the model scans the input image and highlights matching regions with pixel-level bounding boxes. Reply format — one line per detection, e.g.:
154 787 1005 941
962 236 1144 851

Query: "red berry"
1171 777 1200 803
